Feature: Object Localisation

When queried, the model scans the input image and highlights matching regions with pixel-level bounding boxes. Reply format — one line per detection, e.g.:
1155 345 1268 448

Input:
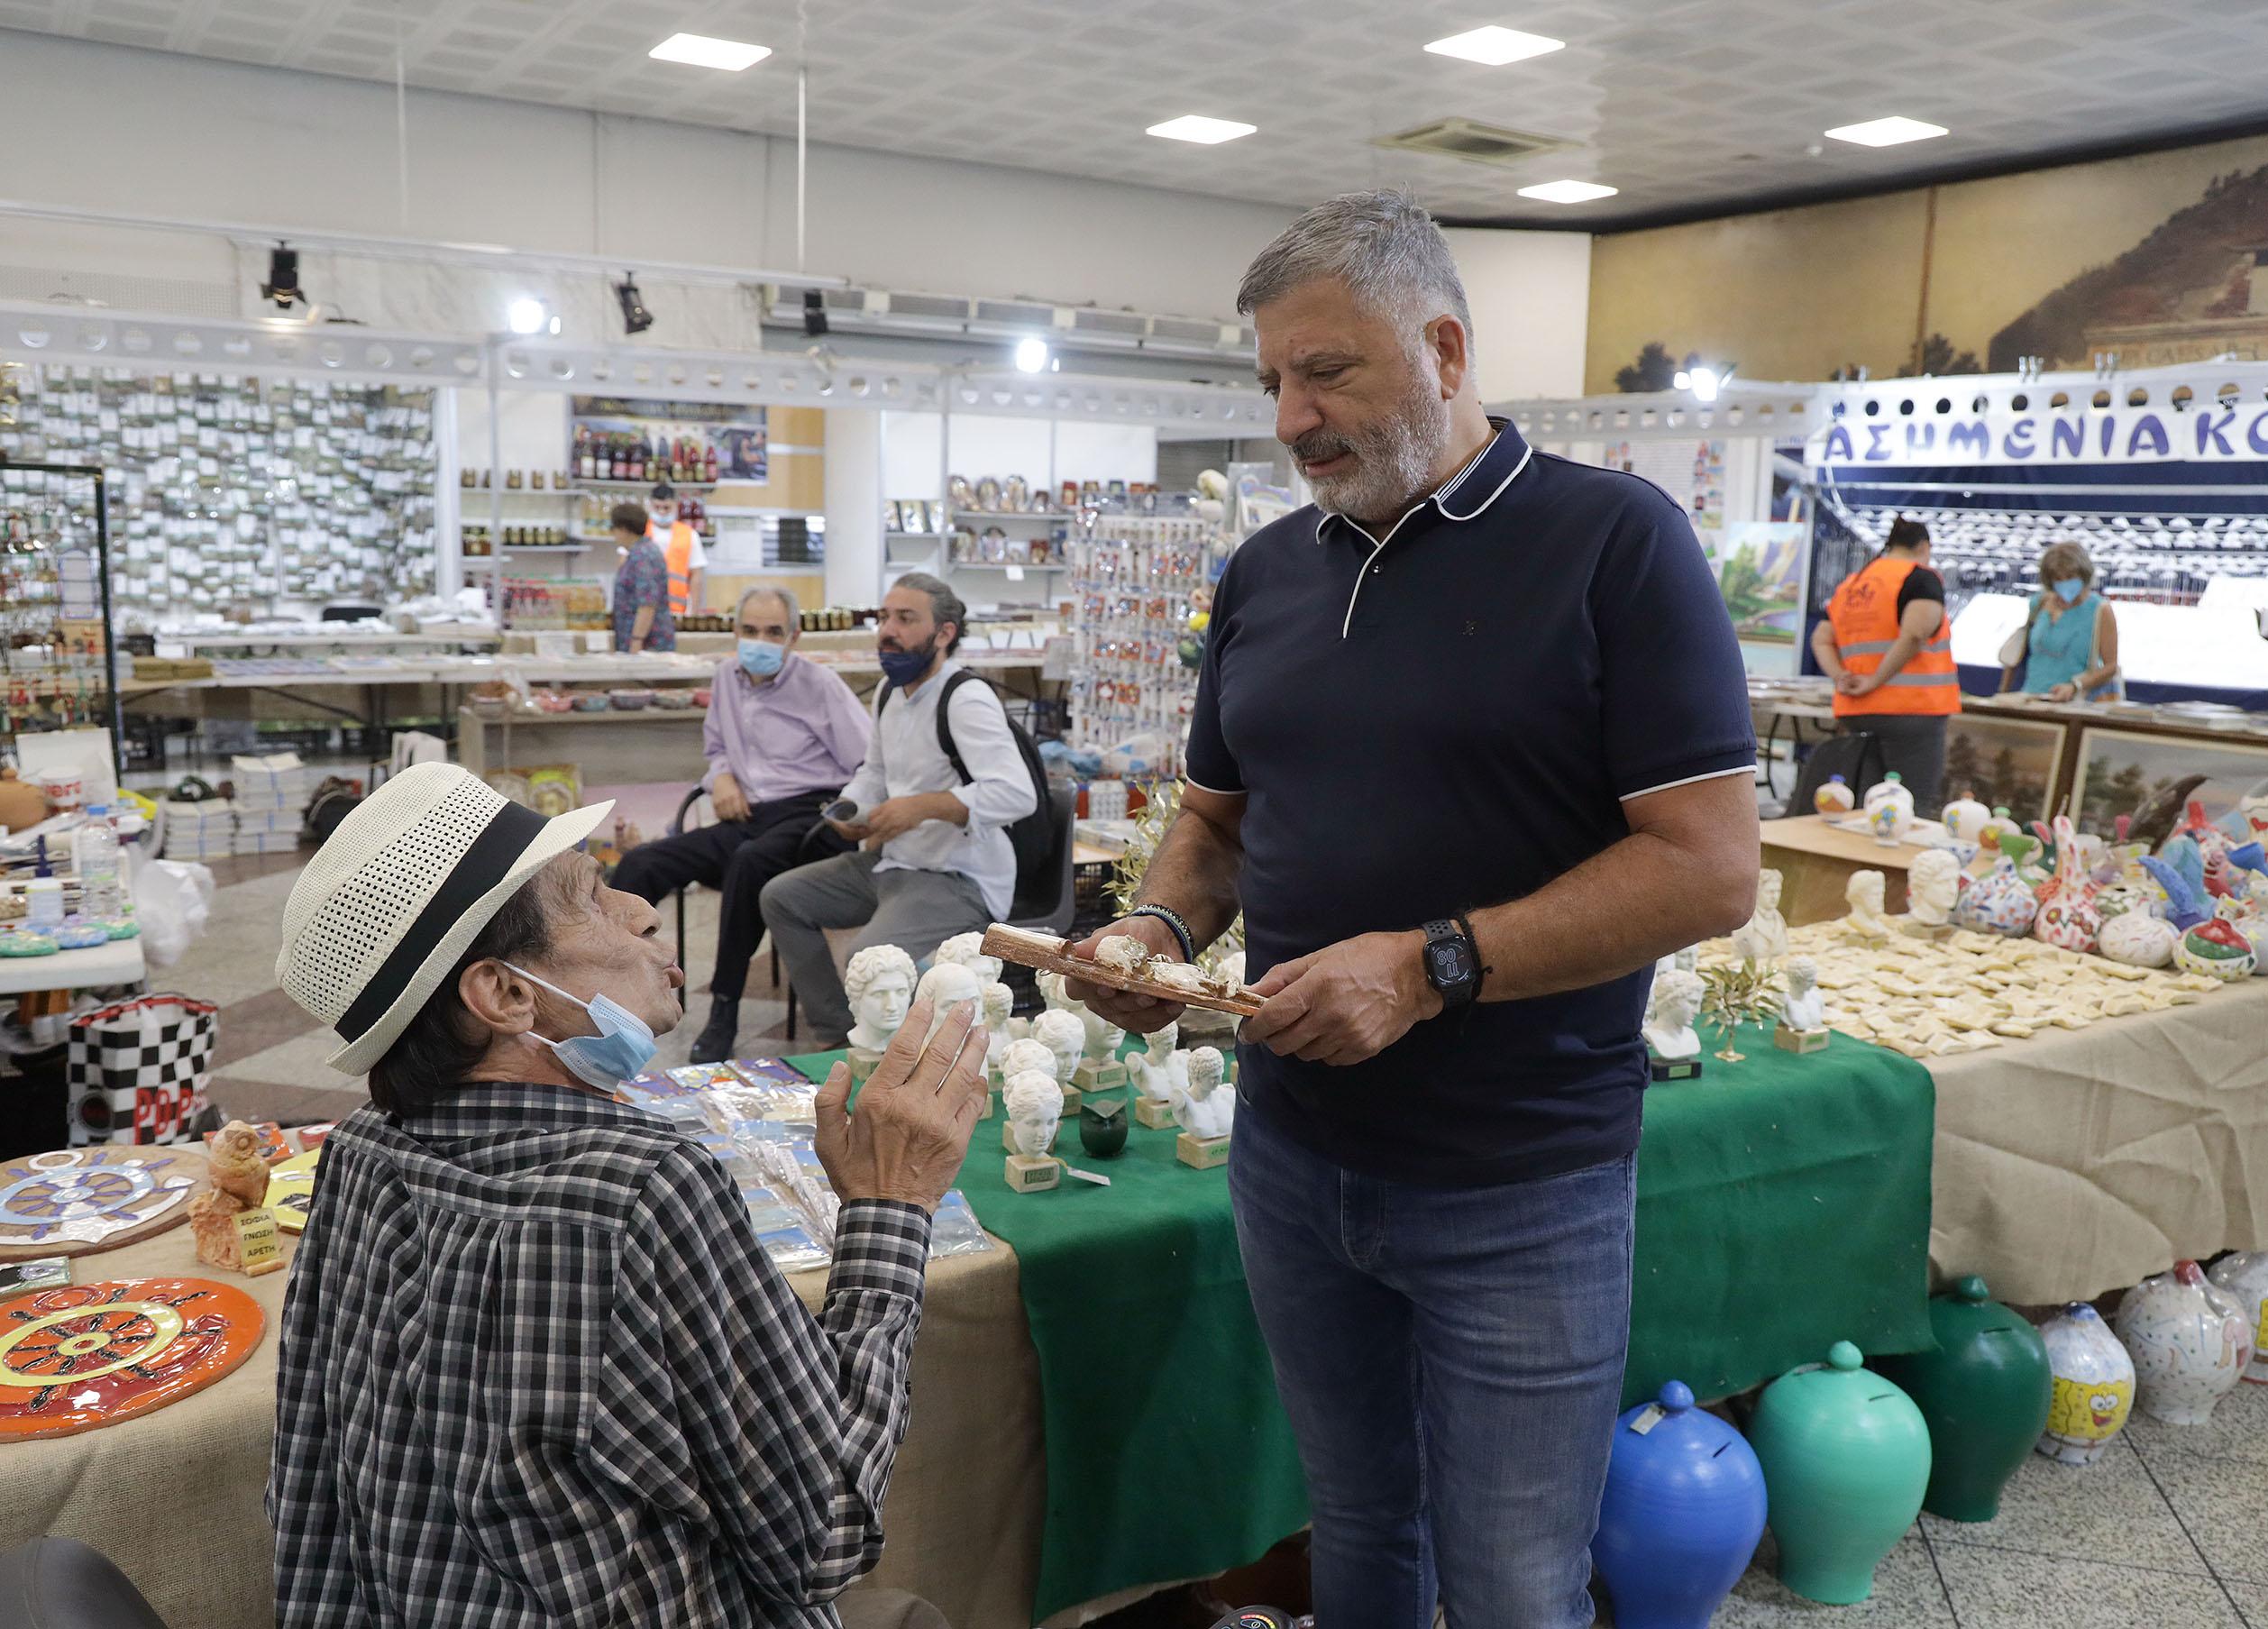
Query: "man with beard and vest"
1812 515 1961 815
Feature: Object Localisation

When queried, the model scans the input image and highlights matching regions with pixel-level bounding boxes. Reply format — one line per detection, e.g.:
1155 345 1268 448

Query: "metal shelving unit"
0 456 123 779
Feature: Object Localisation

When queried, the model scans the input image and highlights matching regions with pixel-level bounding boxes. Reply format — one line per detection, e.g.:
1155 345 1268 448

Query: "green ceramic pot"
1077 1097 1129 1158
1747 1341 1931 1605
1877 1275 2053 1523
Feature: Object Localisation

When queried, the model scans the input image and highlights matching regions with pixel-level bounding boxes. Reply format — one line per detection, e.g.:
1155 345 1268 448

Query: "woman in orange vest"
647 481 706 618
1810 515 1962 816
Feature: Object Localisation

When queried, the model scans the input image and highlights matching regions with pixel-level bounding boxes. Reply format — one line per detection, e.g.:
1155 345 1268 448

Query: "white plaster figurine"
843 944 919 1053
1730 868 1791 965
1129 1020 1185 1103
980 982 1016 1082
1643 969 1705 1061
1029 1010 1086 1088
914 962 982 1048
1905 848 1962 929
999 1037 1057 1093
933 930 1003 986
1779 956 1825 1033
1093 933 1150 975
1172 1046 1235 1141
1001 1070 1065 1159
1841 868 1894 940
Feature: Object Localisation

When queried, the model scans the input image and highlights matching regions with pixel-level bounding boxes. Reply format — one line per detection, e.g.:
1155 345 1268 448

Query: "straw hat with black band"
278 762 613 1076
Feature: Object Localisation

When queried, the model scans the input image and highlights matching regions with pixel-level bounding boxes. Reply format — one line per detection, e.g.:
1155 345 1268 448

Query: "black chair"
0 1537 171 1629
665 785 803 1042
1788 729 1886 818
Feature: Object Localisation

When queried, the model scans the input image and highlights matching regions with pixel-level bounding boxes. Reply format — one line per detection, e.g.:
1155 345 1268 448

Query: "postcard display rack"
0 458 123 773
0 365 436 628
1065 513 1224 778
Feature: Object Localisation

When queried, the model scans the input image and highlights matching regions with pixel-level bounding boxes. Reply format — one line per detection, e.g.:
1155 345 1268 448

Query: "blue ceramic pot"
1593 1380 1768 1629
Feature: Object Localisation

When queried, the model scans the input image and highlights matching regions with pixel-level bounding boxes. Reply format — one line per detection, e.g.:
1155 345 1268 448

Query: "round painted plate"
0 1277 264 1441
0 1147 206 1261
264 1148 322 1235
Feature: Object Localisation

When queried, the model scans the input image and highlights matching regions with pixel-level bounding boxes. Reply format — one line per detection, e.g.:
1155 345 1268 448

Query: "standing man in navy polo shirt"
1067 190 1759 1627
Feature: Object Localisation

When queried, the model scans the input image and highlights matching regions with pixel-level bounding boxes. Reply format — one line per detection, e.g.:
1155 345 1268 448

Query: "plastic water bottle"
77 805 123 922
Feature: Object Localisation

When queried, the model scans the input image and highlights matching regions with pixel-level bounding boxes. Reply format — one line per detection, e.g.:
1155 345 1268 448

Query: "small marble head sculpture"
1644 969 1705 1059
1757 868 1783 911
1780 956 1825 1034
980 982 1014 1031
1076 1002 1125 1063
1143 1020 1180 1060
843 944 919 1049
1845 869 1886 916
1185 1046 1226 1099
915 962 982 1046
1002 1070 1063 1158
1032 1008 1087 1081
1093 934 1150 975
1175 1046 1233 1139
1000 1037 1056 1085
933 930 1002 985
1907 848 1962 926
1784 956 1818 996
1036 970 1072 1011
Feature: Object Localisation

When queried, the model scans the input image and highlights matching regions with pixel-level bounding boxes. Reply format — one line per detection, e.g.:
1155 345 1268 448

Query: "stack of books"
161 800 236 860
230 753 307 856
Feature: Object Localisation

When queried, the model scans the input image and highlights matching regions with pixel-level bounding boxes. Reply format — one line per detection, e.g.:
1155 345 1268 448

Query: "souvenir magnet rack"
0 457 122 782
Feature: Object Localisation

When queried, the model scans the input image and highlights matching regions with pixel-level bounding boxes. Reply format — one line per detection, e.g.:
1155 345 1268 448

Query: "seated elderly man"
269 762 985 1628
610 584 872 1063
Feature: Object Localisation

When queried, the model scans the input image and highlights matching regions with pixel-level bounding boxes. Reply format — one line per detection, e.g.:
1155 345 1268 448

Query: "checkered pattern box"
67 993 218 1146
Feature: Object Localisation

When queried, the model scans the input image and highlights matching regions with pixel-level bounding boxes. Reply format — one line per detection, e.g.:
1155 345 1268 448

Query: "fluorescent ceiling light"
1424 25 1566 66
1824 115 1949 148
507 297 557 335
1517 178 1617 204
648 32 772 70
1147 115 1257 145
1013 337 1051 374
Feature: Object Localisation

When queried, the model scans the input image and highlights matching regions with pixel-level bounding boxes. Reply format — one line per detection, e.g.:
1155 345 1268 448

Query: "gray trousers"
759 850 992 1045
1840 713 1948 819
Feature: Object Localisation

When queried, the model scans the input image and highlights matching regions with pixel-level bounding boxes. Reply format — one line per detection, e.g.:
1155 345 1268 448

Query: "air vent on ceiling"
1372 117 1565 169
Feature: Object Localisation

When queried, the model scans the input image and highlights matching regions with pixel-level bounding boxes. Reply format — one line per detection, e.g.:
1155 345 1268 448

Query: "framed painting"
2071 728 2268 832
1943 714 2067 827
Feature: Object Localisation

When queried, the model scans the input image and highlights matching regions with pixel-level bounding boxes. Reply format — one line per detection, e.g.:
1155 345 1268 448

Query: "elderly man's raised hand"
814 996 989 1212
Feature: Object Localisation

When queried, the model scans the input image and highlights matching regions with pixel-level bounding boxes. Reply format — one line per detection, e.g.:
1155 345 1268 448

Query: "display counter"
456 705 709 783
1759 815 1927 925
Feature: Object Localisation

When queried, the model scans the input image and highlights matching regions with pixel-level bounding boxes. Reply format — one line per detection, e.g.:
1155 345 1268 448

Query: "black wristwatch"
1421 919 1482 1010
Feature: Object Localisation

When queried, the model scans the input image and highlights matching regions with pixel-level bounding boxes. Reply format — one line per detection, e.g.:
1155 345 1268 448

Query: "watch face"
1429 940 1475 986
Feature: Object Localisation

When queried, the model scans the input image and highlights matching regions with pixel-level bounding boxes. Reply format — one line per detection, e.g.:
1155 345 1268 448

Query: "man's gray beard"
1305 385 1454 524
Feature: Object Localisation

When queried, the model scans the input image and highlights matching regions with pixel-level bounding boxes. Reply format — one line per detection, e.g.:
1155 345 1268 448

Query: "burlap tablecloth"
1928 975 2268 1304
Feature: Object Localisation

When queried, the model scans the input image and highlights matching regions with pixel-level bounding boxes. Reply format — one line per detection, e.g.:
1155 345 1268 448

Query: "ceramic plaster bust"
1906 849 1962 928
1129 1020 1184 1102
980 983 1015 1075
933 930 1002 986
1001 1070 1064 1158
1029 1010 1085 1085
1036 970 1073 1011
1731 869 1790 964
1093 933 1150 975
1644 969 1704 1060
1174 1046 1234 1139
999 1037 1056 1090
1842 869 1893 939
1780 956 1824 1032
915 962 982 1048
843 944 919 1052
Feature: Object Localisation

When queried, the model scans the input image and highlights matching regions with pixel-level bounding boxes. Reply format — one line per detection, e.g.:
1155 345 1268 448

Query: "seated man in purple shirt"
611 586 873 1062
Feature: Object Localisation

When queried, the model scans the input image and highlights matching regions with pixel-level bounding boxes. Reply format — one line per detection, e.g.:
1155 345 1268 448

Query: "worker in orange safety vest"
647 482 706 618
1811 515 1962 817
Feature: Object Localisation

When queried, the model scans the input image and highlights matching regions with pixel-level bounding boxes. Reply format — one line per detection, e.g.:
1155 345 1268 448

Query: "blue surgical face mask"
877 634 937 687
737 638 785 678
2053 577 2086 604
504 962 658 1090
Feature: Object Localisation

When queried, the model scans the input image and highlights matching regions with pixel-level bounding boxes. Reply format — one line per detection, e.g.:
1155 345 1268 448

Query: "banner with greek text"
1809 407 2268 468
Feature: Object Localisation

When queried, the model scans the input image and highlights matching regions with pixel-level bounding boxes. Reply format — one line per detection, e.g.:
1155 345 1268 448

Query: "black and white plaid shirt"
269 1083 931 1628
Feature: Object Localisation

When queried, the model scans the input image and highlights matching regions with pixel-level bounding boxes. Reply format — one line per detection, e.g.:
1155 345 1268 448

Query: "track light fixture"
615 274 653 335
802 288 828 338
261 243 304 310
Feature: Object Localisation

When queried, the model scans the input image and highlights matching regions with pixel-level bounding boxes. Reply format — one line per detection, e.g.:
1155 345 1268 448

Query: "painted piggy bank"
2205 1252 2268 1384
2092 882 2156 922
2033 891 2100 954
1940 791 1991 846
1875 1276 2052 1524
1747 1341 1931 1605
2036 1303 2135 1466
2098 911 2178 969
1814 773 1856 818
1862 773 1915 841
1592 1379 1768 1629
1952 858 2038 937
2174 918 2256 983
2115 1261 2253 1425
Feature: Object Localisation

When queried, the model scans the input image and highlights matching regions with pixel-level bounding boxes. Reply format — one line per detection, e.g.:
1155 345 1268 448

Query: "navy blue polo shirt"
1186 419 1754 1186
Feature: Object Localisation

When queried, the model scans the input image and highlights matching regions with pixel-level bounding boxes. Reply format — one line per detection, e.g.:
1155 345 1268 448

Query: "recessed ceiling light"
648 32 772 71
1146 115 1257 145
1824 115 1949 148
1424 25 1566 66
1517 179 1618 204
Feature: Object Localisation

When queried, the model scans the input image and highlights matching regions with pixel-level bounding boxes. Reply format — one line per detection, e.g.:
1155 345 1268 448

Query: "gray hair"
1237 188 1473 347
892 570 967 654
736 583 800 630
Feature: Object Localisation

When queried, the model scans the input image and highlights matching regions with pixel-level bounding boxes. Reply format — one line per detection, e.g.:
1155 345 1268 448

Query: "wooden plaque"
0 1148 208 1262
0 1277 265 1440
980 924 1264 1018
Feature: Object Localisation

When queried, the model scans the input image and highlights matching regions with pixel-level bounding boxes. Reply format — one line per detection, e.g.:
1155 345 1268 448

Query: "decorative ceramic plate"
0 1148 205 1261
0 1277 264 1440
264 1149 321 1234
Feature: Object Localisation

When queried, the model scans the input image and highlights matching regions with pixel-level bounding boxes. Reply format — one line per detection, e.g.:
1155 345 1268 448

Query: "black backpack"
879 670 1054 882
1788 730 1886 818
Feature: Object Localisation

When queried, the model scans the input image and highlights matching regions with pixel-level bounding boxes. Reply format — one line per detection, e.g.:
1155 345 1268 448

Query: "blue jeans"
1230 1101 1635 1629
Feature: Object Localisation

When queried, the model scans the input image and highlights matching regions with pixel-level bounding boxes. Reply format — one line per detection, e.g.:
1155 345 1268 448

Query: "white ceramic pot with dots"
2036 1303 2135 1466
2114 1261 2253 1425
2207 1253 2268 1384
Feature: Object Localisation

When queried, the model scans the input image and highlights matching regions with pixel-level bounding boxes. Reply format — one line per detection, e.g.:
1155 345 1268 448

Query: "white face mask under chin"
503 963 660 1090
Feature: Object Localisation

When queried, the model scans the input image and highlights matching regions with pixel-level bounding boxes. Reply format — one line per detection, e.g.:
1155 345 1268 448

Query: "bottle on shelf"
704 441 718 482
576 427 596 480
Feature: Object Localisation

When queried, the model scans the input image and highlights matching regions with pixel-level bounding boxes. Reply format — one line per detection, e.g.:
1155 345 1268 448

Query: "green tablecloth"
788 1024 1935 1621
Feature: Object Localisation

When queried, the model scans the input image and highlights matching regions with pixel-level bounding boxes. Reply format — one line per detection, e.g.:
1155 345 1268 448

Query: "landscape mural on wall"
1585 130 2268 389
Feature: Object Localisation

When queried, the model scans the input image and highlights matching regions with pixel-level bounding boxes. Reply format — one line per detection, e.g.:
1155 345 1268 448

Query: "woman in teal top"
2000 540 2122 701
